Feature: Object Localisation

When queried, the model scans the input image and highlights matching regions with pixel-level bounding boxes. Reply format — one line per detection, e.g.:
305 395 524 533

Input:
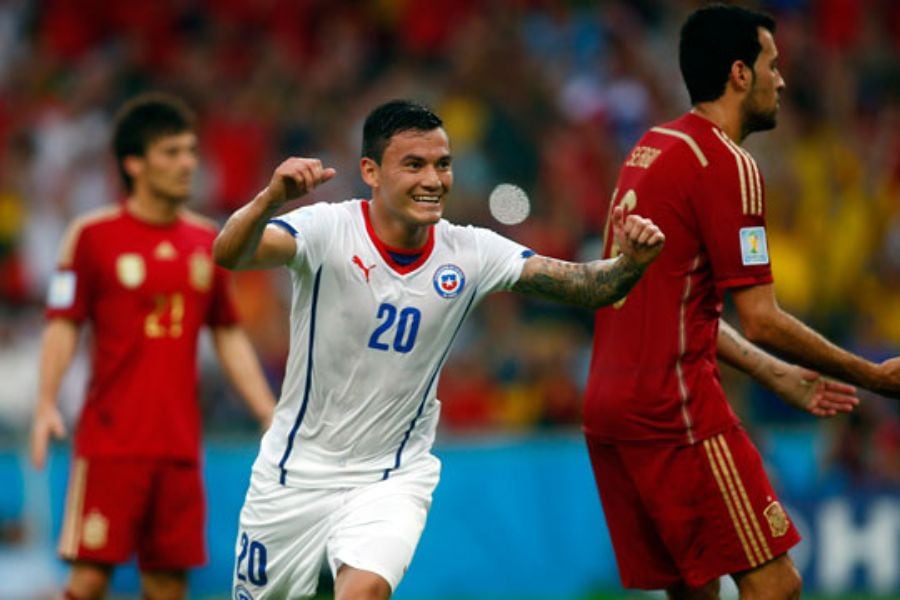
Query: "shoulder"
58 205 122 265
281 199 357 222
643 115 717 170
179 209 219 233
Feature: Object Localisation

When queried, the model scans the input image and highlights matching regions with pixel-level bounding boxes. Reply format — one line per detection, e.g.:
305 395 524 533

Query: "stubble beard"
740 93 779 140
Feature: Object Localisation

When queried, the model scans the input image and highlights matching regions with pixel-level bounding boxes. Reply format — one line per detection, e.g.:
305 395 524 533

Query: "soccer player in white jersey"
212 99 665 599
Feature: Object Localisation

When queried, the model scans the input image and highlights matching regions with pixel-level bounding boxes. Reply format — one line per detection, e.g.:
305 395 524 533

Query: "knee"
782 566 803 600
66 565 111 600
666 579 720 600
334 568 392 600
738 560 802 600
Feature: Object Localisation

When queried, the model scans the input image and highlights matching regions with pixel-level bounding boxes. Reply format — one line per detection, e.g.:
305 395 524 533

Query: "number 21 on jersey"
603 188 638 309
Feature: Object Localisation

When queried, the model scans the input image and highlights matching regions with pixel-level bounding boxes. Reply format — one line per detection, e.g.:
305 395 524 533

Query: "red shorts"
58 455 206 571
586 425 800 589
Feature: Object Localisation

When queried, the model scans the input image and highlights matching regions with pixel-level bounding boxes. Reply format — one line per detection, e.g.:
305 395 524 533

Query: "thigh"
138 460 205 571
327 455 440 594
233 472 338 599
58 456 152 565
625 427 801 588
585 437 683 590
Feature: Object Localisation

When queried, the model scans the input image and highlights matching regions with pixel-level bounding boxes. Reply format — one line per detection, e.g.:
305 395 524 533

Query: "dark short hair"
679 3 776 104
362 100 443 164
112 92 195 192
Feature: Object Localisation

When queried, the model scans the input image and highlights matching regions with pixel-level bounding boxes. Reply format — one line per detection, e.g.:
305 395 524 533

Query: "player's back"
584 112 770 445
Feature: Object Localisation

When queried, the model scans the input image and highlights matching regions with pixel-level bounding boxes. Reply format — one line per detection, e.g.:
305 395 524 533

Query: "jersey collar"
360 200 434 274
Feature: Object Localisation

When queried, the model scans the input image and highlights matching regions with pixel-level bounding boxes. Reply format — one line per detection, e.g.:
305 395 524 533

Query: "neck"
692 101 744 143
368 201 430 249
126 190 182 225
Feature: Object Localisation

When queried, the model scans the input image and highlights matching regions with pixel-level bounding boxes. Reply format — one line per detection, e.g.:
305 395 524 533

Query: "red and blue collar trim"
361 200 434 274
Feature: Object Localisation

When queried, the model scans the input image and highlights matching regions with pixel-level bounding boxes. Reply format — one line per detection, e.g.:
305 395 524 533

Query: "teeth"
414 196 440 203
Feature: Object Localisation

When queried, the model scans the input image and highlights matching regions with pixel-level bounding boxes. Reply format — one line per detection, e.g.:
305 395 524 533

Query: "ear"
360 157 379 188
729 60 754 92
123 155 144 180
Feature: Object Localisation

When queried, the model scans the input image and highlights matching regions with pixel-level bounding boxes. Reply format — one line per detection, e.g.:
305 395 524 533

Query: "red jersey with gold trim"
46 206 238 460
584 112 773 444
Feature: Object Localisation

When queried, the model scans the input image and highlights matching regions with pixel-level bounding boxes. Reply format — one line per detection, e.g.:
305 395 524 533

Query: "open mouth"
413 195 441 204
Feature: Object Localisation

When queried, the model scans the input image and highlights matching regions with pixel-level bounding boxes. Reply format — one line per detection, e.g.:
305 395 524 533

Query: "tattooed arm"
512 254 646 308
717 319 858 417
511 206 665 309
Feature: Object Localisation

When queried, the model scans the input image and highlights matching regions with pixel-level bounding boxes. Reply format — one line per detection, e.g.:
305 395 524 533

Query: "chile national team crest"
433 264 465 298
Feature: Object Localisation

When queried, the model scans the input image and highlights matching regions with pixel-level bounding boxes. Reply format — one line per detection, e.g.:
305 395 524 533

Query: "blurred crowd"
0 0 897 489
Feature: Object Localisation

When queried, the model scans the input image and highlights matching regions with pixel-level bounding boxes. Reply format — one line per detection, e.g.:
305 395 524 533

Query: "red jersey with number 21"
45 207 238 460
585 112 773 445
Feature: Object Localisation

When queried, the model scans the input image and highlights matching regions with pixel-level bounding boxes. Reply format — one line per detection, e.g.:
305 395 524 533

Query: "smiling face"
741 27 785 135
362 127 453 247
127 131 198 204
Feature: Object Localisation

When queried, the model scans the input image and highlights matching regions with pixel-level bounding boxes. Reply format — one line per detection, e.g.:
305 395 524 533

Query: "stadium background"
0 0 897 597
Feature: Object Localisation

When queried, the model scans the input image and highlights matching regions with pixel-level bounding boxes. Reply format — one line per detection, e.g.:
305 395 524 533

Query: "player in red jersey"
584 4 900 599
29 93 276 600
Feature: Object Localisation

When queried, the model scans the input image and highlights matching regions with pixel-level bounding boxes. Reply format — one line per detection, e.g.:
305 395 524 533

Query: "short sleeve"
268 201 337 272
470 226 534 293
694 150 774 291
45 225 92 323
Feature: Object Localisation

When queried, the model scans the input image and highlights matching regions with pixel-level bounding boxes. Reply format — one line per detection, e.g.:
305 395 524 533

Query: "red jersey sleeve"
693 133 773 291
45 222 94 323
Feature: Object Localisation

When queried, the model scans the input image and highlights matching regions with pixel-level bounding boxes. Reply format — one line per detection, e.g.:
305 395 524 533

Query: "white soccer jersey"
252 199 531 488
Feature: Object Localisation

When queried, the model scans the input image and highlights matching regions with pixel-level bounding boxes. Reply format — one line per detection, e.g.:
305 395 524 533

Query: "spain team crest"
116 253 145 289
433 264 465 298
190 252 213 291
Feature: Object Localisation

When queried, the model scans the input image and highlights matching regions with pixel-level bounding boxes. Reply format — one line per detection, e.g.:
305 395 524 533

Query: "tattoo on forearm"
512 256 645 308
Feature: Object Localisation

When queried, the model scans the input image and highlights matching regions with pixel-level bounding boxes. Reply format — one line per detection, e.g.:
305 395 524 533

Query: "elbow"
740 315 776 346
212 237 238 270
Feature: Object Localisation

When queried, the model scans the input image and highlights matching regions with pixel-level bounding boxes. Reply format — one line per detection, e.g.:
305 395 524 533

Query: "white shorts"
232 455 440 599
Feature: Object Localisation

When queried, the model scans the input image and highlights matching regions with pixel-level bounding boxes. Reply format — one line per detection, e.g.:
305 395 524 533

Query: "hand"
612 206 665 269
771 365 858 417
260 157 337 208
30 402 67 469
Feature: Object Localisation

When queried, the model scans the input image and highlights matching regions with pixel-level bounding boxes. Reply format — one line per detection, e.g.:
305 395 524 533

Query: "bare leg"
66 562 112 600
732 553 802 600
667 577 720 600
334 564 392 600
140 569 188 600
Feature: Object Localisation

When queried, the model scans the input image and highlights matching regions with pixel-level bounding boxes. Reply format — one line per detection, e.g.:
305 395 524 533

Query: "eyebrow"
400 153 452 162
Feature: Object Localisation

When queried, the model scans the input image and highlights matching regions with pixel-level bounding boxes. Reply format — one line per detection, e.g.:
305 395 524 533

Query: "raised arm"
30 318 79 469
213 157 336 270
717 318 857 417
731 283 900 398
512 206 664 308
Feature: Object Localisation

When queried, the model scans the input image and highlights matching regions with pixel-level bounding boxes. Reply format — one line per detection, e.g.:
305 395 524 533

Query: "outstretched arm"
732 283 900 398
512 206 664 308
30 318 79 469
213 157 336 270
211 326 276 430
717 319 858 417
